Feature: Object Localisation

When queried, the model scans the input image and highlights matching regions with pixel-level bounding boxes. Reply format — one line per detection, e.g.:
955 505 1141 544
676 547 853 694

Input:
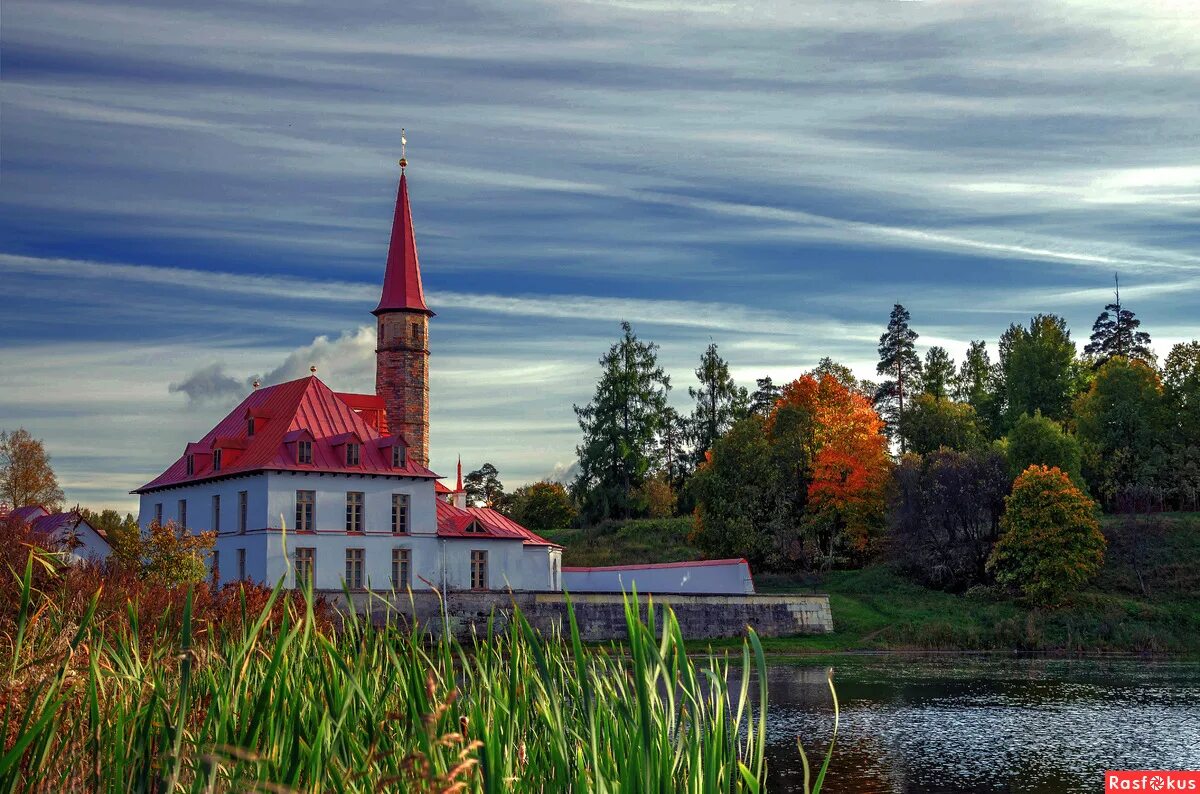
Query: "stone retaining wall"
323 590 833 640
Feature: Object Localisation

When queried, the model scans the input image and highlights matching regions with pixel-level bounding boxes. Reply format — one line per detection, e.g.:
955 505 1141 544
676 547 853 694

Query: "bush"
987 465 1106 606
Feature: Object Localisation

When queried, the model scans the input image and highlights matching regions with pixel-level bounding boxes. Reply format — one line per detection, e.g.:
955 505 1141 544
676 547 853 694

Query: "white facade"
562 559 755 595
138 471 561 592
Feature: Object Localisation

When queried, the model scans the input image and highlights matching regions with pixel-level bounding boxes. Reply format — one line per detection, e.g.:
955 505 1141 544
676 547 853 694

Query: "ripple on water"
761 658 1200 794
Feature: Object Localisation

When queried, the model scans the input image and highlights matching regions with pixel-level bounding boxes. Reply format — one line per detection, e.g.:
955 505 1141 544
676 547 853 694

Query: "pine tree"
1083 274 1155 367
463 463 504 507
574 322 671 520
688 343 748 463
748 377 782 417
875 304 922 453
920 346 955 400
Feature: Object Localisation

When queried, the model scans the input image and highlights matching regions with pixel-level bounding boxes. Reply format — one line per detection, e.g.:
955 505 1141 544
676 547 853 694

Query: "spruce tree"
573 322 671 520
954 340 1001 438
1083 274 1155 367
689 343 748 463
748 377 782 417
1000 314 1079 427
875 304 922 453
920 346 955 400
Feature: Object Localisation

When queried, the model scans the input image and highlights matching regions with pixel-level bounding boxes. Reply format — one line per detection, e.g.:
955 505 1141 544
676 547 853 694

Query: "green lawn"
552 513 1200 656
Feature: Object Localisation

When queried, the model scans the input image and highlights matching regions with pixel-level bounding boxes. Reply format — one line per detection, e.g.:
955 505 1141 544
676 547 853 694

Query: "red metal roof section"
432 501 560 547
373 171 432 317
136 375 439 493
335 392 389 433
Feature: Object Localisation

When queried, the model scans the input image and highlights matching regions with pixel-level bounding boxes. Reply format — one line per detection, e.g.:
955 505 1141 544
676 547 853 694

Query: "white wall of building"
143 471 559 591
563 560 754 595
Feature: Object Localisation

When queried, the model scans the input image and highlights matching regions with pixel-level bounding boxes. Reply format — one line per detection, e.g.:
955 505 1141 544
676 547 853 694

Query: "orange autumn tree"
772 374 891 560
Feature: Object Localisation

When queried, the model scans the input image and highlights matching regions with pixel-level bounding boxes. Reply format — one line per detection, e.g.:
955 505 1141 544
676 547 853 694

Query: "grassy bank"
554 514 1200 656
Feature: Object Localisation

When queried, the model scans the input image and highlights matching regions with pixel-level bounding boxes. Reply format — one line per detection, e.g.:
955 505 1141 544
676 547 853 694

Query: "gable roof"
136 375 439 493
431 499 559 548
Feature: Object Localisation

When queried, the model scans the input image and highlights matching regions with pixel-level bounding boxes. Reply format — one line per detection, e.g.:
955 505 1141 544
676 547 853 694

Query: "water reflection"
763 657 1200 793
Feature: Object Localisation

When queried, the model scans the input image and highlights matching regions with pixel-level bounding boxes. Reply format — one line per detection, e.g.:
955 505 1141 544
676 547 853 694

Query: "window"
345 443 360 466
154 503 163 525
392 444 406 468
411 322 422 344
392 547 411 589
465 520 486 534
247 417 256 437
178 499 187 528
213 448 223 471
212 550 219 584
212 494 221 532
238 491 248 533
295 490 315 532
186 455 194 475
470 550 488 590
295 547 315 586
345 548 364 589
345 492 364 532
391 494 410 534
237 548 247 580
297 440 313 465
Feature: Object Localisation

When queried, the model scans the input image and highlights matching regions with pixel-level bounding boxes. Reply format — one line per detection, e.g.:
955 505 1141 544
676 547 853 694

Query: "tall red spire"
455 455 463 491
373 169 433 316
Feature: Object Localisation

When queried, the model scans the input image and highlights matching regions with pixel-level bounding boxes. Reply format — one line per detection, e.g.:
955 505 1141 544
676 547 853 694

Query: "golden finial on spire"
399 128 408 170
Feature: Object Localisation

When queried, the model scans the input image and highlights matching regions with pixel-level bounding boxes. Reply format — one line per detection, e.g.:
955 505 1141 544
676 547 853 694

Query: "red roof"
433 500 560 548
373 171 432 316
136 375 439 493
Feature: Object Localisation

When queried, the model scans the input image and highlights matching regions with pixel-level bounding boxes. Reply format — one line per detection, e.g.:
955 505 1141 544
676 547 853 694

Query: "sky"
1 0 1198 513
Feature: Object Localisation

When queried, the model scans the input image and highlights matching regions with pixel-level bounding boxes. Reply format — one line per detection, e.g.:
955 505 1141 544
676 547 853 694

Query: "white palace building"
134 160 564 593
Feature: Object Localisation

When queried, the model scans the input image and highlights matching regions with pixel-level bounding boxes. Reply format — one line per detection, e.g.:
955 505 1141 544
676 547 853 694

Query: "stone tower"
374 165 434 467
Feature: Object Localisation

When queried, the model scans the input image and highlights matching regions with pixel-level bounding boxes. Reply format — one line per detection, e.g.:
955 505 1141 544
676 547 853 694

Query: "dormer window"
186 455 195 475
213 448 223 472
247 417 256 437
465 520 486 534
346 443 360 466
297 440 313 465
392 445 406 468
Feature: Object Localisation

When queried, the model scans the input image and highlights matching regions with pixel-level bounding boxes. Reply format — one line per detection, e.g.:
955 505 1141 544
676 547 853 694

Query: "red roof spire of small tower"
373 153 432 316
455 456 463 491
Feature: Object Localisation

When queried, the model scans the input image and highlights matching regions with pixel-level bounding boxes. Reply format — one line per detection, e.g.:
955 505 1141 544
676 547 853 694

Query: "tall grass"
0 549 833 793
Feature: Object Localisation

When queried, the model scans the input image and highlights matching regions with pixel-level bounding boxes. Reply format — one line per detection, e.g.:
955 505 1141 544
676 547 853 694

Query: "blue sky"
2 0 1198 512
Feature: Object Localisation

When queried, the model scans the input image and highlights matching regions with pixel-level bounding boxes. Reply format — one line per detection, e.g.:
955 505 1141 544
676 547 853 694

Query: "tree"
901 393 984 454
574 322 671 521
0 428 65 511
80 508 140 563
464 463 505 507
919 346 955 400
688 415 784 567
688 343 748 464
107 519 215 585
774 374 891 564
875 304 922 453
986 465 1105 606
748 376 782 417
1163 341 1200 447
954 340 1002 438
1074 357 1168 506
508 481 578 531
1003 411 1084 487
999 314 1080 427
652 406 691 491
809 357 876 400
1083 274 1155 367
889 449 1009 591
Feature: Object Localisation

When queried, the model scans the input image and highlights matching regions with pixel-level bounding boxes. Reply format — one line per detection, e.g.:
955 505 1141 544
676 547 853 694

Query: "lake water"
762 656 1200 793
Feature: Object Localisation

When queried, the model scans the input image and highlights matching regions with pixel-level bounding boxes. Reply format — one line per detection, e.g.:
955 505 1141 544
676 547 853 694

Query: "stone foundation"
323 590 833 640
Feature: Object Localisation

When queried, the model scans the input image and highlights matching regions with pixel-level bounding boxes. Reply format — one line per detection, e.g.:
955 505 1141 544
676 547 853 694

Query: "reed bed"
0 549 833 793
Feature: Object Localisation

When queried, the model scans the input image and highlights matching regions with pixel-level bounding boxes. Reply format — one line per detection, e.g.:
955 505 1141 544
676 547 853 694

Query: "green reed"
1 551 834 793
